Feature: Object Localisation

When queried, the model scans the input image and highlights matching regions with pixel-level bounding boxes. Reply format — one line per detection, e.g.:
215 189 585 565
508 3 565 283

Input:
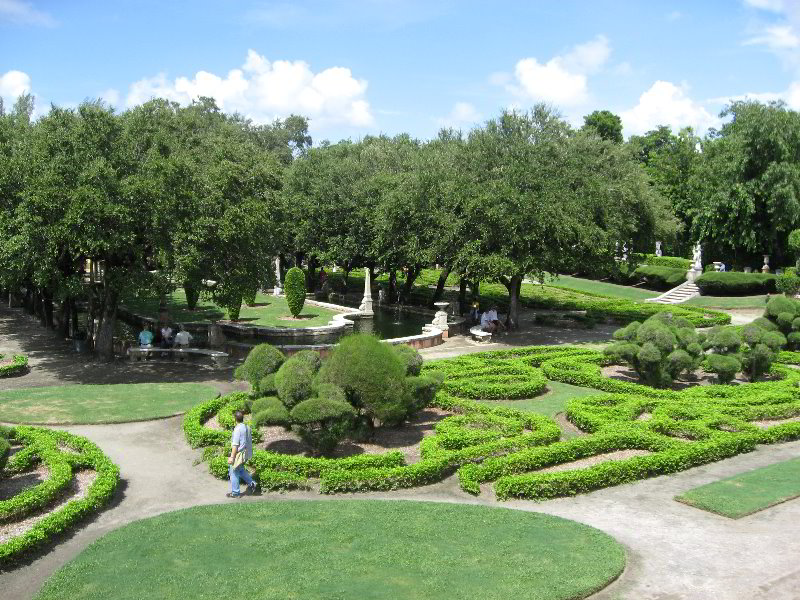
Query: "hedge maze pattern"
0 426 120 562
184 346 800 500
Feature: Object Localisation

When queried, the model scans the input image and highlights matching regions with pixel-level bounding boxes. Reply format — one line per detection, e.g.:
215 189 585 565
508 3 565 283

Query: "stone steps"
644 282 700 305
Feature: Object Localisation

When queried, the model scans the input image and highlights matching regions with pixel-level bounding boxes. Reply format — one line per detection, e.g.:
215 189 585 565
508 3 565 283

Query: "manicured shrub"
284 267 306 318
741 343 774 381
703 327 742 354
777 311 796 333
776 272 800 297
706 354 740 384
317 334 412 425
290 349 322 374
258 373 278 396
252 397 291 428
788 332 800 350
0 437 9 472
183 282 200 311
642 254 692 270
275 358 314 408
695 272 776 296
765 295 798 320
234 344 285 394
407 374 443 413
251 396 280 415
393 344 424 376
243 287 258 306
290 396 356 456
753 316 779 332
633 265 686 291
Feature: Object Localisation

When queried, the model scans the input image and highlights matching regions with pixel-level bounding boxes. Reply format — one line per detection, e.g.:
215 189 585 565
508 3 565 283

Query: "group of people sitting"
138 323 193 349
469 303 507 334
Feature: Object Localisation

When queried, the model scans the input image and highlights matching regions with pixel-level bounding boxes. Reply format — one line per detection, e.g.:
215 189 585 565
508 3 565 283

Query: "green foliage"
582 110 624 143
706 354 741 384
703 326 742 354
317 334 412 425
776 272 800 296
642 255 692 269
284 267 306 318
741 344 774 382
790 229 800 268
257 373 277 396
633 265 686 291
183 282 200 311
753 316 779 332
695 272 777 296
0 426 119 561
0 353 28 377
234 344 285 394
392 344 424 376
288 349 322 373
765 295 798 320
274 357 314 408
252 396 291 428
289 396 356 456
0 437 9 472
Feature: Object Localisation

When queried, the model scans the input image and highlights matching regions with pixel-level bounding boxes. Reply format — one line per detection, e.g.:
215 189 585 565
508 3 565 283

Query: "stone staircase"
644 281 700 305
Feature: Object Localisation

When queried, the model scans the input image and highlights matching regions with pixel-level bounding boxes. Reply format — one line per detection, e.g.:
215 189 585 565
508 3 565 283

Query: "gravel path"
2 307 800 599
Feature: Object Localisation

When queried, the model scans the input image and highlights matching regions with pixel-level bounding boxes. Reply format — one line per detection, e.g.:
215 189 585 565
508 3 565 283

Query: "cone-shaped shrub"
285 267 306 318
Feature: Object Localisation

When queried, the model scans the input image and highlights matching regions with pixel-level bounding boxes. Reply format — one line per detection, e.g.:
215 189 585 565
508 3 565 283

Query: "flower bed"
0 426 120 562
184 345 800 500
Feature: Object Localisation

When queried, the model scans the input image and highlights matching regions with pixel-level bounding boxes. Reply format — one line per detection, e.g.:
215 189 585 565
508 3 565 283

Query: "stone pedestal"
432 301 449 338
762 255 771 274
273 257 283 296
359 267 374 316
208 324 226 348
686 269 702 283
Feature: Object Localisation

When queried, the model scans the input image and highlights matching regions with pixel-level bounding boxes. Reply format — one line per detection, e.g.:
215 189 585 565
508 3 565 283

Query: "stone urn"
762 255 771 274
432 301 450 333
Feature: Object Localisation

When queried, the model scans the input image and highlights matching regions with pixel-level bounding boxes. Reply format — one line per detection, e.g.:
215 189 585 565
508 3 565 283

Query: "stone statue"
655 241 662 257
359 267 374 315
692 243 702 271
273 257 282 296
762 255 771 274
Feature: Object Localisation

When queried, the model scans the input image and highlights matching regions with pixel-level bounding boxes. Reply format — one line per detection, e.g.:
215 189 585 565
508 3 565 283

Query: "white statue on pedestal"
655 241 662 257
359 267 374 315
273 257 283 296
692 243 702 271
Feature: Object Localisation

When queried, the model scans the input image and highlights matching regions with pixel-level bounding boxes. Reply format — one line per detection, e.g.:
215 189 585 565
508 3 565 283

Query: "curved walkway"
2 306 799 599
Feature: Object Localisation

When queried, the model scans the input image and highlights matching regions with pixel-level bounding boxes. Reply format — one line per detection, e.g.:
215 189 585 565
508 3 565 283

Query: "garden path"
1 306 799 599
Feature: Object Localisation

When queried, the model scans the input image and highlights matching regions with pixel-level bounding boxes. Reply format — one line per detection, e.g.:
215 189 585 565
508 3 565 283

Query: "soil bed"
602 364 778 390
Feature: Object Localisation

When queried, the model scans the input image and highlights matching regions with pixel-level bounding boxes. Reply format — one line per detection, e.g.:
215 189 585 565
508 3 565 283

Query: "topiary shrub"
789 228 800 270
290 392 356 456
632 265 686 291
252 396 291 428
290 349 322 374
753 316 779 332
183 282 201 311
703 326 742 354
234 344 285 395
284 267 306 318
604 313 702 388
243 287 258 306
695 272 777 296
275 357 314 408
776 272 800 297
407 373 444 413
765 295 798 320
642 254 692 270
393 344 424 376
0 437 10 472
317 333 412 426
706 353 740 384
258 373 278 396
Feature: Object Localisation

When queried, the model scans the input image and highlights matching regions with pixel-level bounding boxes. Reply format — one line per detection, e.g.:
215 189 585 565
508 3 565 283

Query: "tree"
582 110 623 144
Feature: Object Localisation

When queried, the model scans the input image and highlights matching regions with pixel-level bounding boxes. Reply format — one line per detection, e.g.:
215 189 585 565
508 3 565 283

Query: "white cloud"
435 102 481 128
745 24 800 49
621 81 718 137
99 88 120 107
125 50 373 129
711 81 800 110
0 69 31 106
503 35 611 107
743 0 784 11
0 0 55 26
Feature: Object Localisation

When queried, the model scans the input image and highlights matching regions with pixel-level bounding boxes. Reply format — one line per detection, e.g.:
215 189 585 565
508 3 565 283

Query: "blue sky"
1 0 799 142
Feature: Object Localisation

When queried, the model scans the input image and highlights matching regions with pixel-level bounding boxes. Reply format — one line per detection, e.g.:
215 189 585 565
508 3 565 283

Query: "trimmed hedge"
0 353 28 377
0 426 119 562
641 254 692 270
284 267 306 317
695 272 777 296
633 265 686 291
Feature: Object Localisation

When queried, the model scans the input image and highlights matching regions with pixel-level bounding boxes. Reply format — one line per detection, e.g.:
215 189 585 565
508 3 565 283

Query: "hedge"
641 254 693 270
182 345 800 500
0 426 120 562
0 353 28 377
695 272 777 296
632 265 686 291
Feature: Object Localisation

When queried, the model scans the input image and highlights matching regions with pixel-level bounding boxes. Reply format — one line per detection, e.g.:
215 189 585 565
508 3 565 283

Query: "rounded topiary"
393 344 423 376
252 396 291 428
234 344 285 394
777 311 795 333
753 316 779 332
741 343 774 381
258 373 278 396
243 287 258 306
706 353 741 384
284 267 306 318
666 349 694 379
251 396 281 415
788 331 800 350
317 333 412 425
789 229 800 269
765 295 797 320
275 357 314 408
183 282 200 311
290 396 356 456
290 349 322 374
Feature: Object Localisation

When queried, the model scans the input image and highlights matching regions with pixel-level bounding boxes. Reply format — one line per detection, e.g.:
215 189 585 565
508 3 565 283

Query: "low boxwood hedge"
0 353 28 377
0 426 119 562
641 254 693 270
633 265 686 291
696 272 777 296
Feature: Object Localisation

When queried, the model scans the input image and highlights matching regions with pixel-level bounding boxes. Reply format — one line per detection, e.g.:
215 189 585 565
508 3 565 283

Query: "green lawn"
546 275 659 301
122 289 340 327
0 383 219 424
36 500 625 600
675 457 800 518
684 295 770 310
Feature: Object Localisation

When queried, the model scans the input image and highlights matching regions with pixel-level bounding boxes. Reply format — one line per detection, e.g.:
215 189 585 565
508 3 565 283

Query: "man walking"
227 410 259 498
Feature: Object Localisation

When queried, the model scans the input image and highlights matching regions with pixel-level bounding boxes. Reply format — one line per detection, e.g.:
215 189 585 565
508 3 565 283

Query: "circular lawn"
0 383 219 424
35 500 625 600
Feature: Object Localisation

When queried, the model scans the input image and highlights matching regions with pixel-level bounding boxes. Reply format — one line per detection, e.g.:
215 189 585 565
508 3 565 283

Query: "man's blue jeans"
229 464 254 495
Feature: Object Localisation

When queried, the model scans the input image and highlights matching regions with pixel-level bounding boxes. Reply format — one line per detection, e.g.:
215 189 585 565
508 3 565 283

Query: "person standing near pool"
227 410 259 498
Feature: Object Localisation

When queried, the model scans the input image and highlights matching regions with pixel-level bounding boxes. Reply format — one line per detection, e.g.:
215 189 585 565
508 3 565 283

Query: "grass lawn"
36 500 625 600
684 295 770 310
546 275 659 301
0 383 219 424
122 289 340 327
675 457 800 518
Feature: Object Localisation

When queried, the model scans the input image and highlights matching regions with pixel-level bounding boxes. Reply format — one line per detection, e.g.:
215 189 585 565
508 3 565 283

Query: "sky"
1 0 799 143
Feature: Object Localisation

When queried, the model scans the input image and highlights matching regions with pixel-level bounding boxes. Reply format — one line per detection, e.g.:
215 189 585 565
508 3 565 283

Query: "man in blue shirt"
227 411 259 498
138 325 154 347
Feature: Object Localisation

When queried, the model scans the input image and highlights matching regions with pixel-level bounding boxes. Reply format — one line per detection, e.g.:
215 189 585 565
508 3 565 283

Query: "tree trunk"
458 276 467 313
388 270 397 303
59 298 70 338
70 299 79 338
307 256 318 292
95 289 119 362
505 275 522 330
400 266 420 304
432 267 451 304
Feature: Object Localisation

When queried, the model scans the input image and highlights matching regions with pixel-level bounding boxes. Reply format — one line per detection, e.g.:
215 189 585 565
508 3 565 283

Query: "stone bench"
469 326 493 343
128 347 229 367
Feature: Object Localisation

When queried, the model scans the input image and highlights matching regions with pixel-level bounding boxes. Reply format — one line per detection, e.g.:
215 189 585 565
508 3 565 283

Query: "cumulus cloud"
711 81 800 110
502 35 611 107
126 50 374 129
621 81 718 137
0 0 56 26
743 0 784 11
0 69 32 106
435 102 481 128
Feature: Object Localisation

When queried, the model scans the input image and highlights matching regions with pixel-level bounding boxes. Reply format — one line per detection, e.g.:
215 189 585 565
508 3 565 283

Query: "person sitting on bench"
480 305 506 334
160 324 175 348
174 324 193 348
138 325 154 348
